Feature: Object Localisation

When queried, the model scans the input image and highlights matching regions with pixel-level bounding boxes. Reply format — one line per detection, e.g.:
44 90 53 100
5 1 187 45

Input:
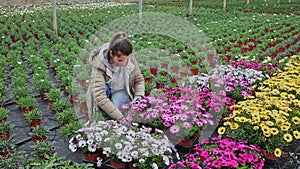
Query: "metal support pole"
189 0 193 16
52 0 58 35
139 0 142 24
223 0 227 11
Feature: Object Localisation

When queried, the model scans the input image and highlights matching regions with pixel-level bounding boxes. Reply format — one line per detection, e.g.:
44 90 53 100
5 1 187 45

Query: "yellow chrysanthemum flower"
270 128 279 135
223 121 231 126
266 121 274 126
276 118 285 125
264 87 271 92
271 89 280 95
296 89 300 95
234 117 240 122
263 132 271 137
280 92 288 99
253 126 259 130
279 110 289 117
274 148 282 157
280 125 290 132
256 92 264 98
239 116 249 123
283 133 293 143
292 117 300 125
217 127 226 135
261 126 270 133
253 117 261 123
264 110 272 116
288 94 295 100
293 131 300 139
230 123 239 130
261 115 270 120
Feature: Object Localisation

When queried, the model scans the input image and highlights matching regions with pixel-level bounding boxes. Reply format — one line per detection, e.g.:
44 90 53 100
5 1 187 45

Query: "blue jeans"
106 85 130 108
93 85 130 121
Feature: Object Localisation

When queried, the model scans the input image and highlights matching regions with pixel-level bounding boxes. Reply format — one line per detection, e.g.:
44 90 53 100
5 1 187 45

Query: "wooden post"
139 0 142 24
52 0 58 35
189 0 193 16
223 0 227 11
246 0 250 10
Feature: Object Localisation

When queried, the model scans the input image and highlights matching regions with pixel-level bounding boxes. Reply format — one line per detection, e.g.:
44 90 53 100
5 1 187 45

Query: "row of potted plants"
219 55 300 157
69 120 177 168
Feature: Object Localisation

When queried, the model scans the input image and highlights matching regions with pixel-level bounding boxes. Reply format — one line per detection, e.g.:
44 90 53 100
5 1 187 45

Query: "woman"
86 32 145 123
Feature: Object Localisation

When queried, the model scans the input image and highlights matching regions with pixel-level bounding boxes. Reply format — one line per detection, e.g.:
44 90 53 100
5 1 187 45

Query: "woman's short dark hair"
108 32 133 57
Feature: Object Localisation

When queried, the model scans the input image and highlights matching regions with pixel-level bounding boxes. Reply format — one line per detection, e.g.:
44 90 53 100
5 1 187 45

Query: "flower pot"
30 119 41 130
209 61 218 68
22 106 34 114
79 102 87 112
101 153 110 162
33 33 39 40
70 94 78 103
145 91 150 96
128 162 138 169
178 139 193 147
150 68 158 75
110 160 127 169
145 77 153 83
264 153 277 160
0 117 7 123
22 35 28 41
179 72 188 79
0 133 10 140
0 151 9 157
80 80 87 88
61 85 68 94
161 63 168 70
156 83 164 89
32 136 47 142
190 69 199 75
171 67 179 74
264 153 277 165
48 100 54 110
0 103 4 108
171 78 178 84
190 61 198 65
85 152 100 161
40 93 47 100
46 34 51 39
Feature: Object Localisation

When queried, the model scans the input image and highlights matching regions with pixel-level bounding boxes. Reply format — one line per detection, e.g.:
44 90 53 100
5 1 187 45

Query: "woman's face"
109 50 130 67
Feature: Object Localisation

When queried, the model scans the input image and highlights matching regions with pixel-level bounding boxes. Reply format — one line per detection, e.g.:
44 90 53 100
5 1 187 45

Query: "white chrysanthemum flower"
103 138 110 142
78 140 86 148
103 147 111 155
151 163 158 169
131 151 138 159
123 145 133 152
141 141 148 147
69 137 74 144
75 134 82 140
88 144 97 152
115 143 123 149
69 143 77 152
87 139 93 145
163 155 170 165
139 158 145 163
